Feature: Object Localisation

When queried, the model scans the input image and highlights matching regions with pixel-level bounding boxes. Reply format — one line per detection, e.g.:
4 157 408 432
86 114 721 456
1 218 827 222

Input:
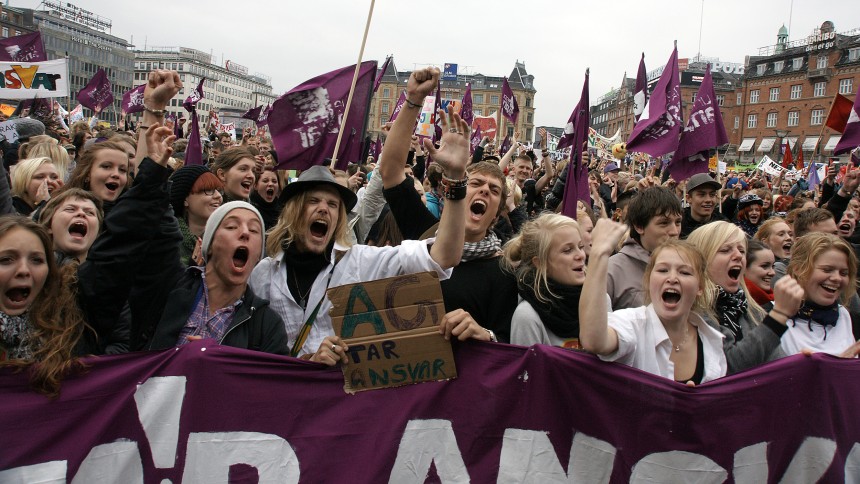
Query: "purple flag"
500 135 512 155
852 148 860 167
0 31 46 62
121 84 145 115
470 125 482 155
668 67 728 181
501 78 519 125
77 68 114 114
257 104 272 128
16 96 52 119
269 60 377 171
389 90 407 123
461 84 474 130
626 44 682 157
633 52 648 122
370 136 383 159
182 79 205 166
373 56 392 93
433 83 443 142
834 93 860 155
808 162 821 191
561 69 591 217
242 105 263 123
183 78 205 112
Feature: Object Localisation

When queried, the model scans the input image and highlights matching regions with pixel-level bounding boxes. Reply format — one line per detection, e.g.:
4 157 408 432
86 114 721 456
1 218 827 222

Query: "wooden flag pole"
331 0 376 167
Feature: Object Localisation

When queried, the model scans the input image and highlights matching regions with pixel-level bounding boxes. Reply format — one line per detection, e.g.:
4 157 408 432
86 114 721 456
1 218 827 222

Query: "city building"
13 1 134 120
734 21 860 163
133 48 277 127
0 5 36 40
371 59 536 142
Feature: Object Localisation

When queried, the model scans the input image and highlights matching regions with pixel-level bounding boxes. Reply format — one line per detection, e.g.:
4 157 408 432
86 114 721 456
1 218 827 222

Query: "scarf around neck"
461 232 502 262
517 272 583 339
744 277 774 305
716 286 748 340
792 300 841 340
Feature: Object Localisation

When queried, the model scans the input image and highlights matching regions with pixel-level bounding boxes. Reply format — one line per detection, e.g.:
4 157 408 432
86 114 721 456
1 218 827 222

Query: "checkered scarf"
461 232 502 262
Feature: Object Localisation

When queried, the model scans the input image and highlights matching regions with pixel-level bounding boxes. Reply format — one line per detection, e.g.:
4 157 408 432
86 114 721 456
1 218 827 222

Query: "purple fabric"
852 149 860 168
389 91 406 123
668 67 728 181
808 162 821 191
2 340 859 482
183 79 205 112
373 56 392 93
433 83 442 142
184 114 203 166
470 125 482 155
634 52 647 122
0 32 46 62
626 45 682 157
17 97 52 118
461 85 474 129
834 93 860 155
120 84 145 115
499 135 511 156
257 104 271 128
76 68 114 114
242 105 263 122
501 78 519 124
269 61 376 171
561 70 591 217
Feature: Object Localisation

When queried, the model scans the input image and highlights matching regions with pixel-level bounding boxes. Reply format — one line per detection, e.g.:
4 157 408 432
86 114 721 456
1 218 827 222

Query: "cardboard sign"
0 120 20 143
328 271 457 393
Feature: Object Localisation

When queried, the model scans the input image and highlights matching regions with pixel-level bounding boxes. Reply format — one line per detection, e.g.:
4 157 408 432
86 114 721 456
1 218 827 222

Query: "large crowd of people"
1 66 859 398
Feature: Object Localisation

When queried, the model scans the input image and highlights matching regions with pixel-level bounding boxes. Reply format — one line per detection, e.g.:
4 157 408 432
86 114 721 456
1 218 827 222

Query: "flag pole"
331 0 376 167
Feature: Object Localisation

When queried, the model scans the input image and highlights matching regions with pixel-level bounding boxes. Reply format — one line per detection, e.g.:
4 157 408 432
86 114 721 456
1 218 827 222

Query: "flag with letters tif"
77 69 113 114
668 67 727 181
627 44 682 157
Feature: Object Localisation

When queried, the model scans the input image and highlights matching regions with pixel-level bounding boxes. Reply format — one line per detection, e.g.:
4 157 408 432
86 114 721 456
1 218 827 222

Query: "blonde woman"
10 157 64 215
503 213 588 349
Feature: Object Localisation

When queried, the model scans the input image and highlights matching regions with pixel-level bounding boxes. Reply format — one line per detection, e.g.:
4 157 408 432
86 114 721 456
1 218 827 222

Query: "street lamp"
774 128 789 165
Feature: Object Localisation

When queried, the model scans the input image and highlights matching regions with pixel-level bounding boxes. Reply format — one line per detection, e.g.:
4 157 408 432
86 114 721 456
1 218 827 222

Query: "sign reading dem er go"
327 272 457 393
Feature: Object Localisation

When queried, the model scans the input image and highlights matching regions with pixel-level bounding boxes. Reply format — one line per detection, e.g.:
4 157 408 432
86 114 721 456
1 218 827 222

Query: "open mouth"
821 283 839 295
68 221 88 239
240 180 253 192
783 242 792 254
310 220 328 238
266 187 275 197
5 287 31 303
232 247 249 268
470 200 487 218
839 222 852 233
728 267 742 281
662 288 681 304
104 182 119 192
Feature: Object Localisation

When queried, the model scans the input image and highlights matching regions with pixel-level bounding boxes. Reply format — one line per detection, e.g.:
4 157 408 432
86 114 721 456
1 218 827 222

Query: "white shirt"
249 239 451 356
600 305 727 383
780 306 854 356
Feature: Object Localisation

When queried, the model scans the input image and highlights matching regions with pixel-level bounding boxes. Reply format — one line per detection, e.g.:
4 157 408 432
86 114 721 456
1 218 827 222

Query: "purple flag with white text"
269 61 377 171
242 105 262 121
627 44 682 157
374 56 392 93
77 69 114 114
633 52 648 122
461 85 474 130
470 125 482 155
561 70 591 217
121 84 146 115
0 32 46 62
183 78 206 166
183 78 205 112
501 78 519 124
834 93 860 155
258 104 271 128
389 91 406 123
668 67 728 181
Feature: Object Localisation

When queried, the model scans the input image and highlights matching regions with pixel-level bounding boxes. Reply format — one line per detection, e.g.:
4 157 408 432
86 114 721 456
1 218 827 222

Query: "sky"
18 0 860 130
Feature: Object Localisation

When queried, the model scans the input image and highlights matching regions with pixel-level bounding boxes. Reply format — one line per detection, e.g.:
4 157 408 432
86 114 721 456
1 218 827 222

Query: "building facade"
0 5 36 40
370 60 536 142
734 21 860 163
133 48 277 127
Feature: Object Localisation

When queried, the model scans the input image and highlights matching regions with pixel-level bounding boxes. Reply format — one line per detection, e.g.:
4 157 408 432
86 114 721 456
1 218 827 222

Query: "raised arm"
579 218 628 355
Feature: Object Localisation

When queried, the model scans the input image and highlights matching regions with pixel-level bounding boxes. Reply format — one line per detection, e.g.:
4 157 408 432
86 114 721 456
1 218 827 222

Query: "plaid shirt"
177 268 243 346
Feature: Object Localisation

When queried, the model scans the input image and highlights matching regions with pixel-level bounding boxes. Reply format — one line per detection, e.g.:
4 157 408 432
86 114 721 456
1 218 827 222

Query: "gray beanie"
201 201 265 263
15 118 45 141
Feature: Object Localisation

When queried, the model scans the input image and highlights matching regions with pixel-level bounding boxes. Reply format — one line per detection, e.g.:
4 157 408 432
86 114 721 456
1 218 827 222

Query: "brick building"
370 59 536 142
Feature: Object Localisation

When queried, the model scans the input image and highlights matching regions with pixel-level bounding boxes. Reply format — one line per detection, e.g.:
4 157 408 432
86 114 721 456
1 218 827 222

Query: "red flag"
781 141 793 169
825 94 855 133
796 143 804 171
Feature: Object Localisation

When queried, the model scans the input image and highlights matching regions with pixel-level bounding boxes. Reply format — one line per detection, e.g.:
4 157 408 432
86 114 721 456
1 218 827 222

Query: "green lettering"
432 358 447 378
392 364 407 383
368 368 389 386
31 73 60 90
340 284 386 338
349 368 366 388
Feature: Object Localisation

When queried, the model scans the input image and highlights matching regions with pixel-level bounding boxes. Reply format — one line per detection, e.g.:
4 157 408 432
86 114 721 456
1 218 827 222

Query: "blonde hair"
25 142 72 180
754 217 792 243
501 213 582 304
10 157 56 200
787 233 858 305
686 221 765 322
265 187 351 255
643 240 711 317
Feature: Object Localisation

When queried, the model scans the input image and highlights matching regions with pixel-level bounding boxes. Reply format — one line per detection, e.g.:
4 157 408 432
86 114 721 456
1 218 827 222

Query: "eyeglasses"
197 188 223 196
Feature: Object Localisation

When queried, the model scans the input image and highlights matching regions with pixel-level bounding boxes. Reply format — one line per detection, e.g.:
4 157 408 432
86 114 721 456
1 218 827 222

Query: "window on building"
527 112 533 123
737 92 743 104
525 97 531 108
474 93 484 103
811 109 824 125
750 90 760 103
490 95 499 104
475 108 483 116
0 12 7 20
792 57 803 70
382 87 390 98
769 87 779 102
774 60 784 72
839 78 853 95
716 95 724 106
787 111 799 126
748 114 757 128
1 27 8 38
756 64 766 75
817 56 828 69
814 81 826 97
691 93 697 103
767 112 778 128
381 101 389 114
734 116 740 129
790 84 802 99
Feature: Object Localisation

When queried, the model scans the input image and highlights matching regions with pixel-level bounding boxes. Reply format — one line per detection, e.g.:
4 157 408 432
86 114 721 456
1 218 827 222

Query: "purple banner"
374 56 392 93
269 61 377 171
0 31 46 62
433 83 442 142
2 340 860 482
389 91 406 123
183 78 205 112
470 125 482 155
258 104 271 128
633 52 647 122
121 84 146 115
461 84 474 130
668 67 728 181
626 44 682 157
241 104 263 122
561 70 591 216
501 78 519 124
77 68 114 114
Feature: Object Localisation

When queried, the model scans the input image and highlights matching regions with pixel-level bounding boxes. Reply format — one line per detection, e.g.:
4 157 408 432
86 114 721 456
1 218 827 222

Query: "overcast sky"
21 0 860 129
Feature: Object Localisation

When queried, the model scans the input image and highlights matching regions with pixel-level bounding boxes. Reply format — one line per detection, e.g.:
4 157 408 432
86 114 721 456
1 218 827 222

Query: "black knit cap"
169 165 213 217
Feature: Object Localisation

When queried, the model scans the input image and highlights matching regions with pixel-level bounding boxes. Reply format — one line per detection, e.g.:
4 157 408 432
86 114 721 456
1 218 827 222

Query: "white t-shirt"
600 305 727 383
780 306 854 356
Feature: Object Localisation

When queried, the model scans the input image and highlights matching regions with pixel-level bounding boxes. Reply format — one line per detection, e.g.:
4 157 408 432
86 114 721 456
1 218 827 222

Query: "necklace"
668 323 691 352
291 268 312 309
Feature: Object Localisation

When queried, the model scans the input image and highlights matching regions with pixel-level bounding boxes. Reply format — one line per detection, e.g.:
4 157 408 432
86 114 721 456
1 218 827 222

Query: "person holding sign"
250 67 470 359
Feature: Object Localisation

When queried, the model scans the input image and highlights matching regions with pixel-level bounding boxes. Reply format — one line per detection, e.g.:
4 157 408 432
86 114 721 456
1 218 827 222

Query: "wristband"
441 175 468 200
770 308 792 319
404 98 423 109
143 105 166 117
